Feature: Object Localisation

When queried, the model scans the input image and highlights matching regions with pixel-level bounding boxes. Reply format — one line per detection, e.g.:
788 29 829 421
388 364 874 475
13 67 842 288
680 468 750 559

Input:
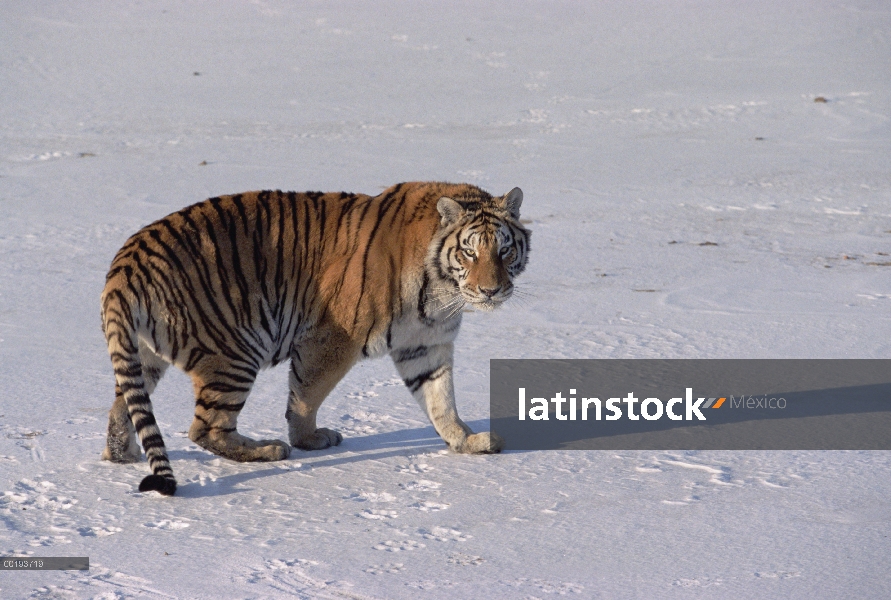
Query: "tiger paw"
192 431 291 462
292 427 343 450
101 442 142 463
254 439 292 461
454 431 504 454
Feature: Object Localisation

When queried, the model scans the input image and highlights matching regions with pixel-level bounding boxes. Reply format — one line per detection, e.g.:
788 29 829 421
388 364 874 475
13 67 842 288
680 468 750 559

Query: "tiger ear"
500 187 523 220
437 197 464 225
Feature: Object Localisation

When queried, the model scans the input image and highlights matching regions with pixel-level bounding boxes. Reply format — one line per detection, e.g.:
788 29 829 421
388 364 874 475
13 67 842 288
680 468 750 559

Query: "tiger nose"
479 286 501 298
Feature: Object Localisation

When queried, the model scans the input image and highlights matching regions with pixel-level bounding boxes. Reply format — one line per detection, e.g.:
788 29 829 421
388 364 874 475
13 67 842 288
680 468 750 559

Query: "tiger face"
434 187 530 312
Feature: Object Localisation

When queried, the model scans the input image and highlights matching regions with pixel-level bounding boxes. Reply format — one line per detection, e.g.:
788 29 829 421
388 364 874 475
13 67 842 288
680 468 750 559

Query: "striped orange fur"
100 182 530 495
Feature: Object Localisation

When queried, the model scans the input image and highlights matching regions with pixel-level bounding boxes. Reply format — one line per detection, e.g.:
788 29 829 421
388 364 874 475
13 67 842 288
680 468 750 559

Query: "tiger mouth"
471 300 500 311
465 295 508 311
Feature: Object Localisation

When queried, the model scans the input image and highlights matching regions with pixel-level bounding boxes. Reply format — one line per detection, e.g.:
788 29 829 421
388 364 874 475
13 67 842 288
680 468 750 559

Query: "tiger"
100 181 530 496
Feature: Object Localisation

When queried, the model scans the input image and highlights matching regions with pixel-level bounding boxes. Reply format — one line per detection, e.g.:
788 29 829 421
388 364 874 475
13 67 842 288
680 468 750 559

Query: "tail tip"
138 474 177 496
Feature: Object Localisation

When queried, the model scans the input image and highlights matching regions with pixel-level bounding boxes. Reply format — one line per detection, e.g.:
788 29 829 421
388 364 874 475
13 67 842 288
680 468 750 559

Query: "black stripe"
200 381 251 394
229 194 250 237
141 433 166 450
351 186 405 329
403 365 446 393
417 271 433 325
114 364 142 377
212 370 256 385
185 347 205 371
143 227 252 363
196 398 247 412
290 360 305 386
361 316 376 358
393 346 428 363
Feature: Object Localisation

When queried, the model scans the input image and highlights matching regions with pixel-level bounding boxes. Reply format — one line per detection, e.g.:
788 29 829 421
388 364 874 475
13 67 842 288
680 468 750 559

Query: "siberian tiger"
100 181 530 496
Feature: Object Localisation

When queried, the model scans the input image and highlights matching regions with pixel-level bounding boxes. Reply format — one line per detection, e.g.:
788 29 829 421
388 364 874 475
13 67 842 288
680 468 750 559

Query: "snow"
1 0 890 597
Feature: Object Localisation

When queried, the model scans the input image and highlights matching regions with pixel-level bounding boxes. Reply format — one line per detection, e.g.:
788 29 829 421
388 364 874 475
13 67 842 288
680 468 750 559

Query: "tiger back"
101 182 530 495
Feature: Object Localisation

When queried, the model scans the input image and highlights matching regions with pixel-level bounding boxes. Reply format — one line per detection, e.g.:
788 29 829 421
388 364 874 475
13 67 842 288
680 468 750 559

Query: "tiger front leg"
391 343 504 454
286 327 358 450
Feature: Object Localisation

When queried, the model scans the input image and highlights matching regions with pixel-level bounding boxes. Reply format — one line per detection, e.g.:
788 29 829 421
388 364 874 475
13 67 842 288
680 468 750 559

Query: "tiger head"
431 187 531 312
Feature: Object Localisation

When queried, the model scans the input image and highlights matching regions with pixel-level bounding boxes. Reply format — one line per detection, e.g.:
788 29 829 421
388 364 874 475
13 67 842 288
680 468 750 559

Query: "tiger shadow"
172 420 494 498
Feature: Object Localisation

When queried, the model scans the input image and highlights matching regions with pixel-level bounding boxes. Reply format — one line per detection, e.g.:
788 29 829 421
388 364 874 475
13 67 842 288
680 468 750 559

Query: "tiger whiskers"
506 284 535 307
423 284 466 318
444 296 468 319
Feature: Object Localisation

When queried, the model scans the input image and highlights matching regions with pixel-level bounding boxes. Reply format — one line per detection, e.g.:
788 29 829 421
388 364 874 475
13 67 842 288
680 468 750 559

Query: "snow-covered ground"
2 1 890 597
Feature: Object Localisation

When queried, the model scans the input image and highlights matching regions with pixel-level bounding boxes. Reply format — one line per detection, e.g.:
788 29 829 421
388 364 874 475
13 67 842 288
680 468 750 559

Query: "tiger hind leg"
187 359 290 462
102 342 169 464
102 313 177 495
102 389 141 464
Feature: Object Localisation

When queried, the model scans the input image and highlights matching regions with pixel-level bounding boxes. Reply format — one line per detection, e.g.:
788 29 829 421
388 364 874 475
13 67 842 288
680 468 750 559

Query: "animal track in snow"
660 459 724 474
364 562 404 574
23 441 45 462
672 577 723 588
27 584 81 598
399 479 441 491
142 520 189 530
661 459 735 485
78 526 122 537
344 390 380 400
410 501 450 512
373 539 425 552
186 471 219 487
358 509 398 520
671 570 798 588
506 578 585 594
67 432 104 440
396 462 433 474
74 565 208 599
419 526 471 542
339 423 377 436
634 464 663 473
754 570 801 579
239 561 365 600
266 558 319 568
1 479 76 511
27 535 71 547
448 552 484 566
63 417 97 425
642 457 737 486
4 428 48 461
345 491 397 503
16 151 71 162
406 579 458 590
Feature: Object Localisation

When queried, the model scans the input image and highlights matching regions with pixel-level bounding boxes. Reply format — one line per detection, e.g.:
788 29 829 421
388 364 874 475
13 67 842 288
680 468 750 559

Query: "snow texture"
1 0 890 597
